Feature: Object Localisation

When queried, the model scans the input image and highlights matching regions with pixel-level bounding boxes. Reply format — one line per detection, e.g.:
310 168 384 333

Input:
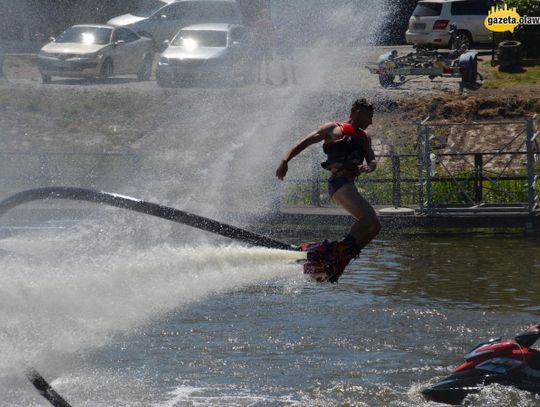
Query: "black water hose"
0 187 297 251
25 368 72 407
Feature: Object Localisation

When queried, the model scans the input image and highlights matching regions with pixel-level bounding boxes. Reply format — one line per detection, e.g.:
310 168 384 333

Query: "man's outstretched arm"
276 122 335 180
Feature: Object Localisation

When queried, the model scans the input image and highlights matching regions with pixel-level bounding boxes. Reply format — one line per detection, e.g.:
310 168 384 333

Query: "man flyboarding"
276 98 381 282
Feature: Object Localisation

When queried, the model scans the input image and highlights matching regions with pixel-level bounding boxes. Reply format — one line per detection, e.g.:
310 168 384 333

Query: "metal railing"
0 116 537 216
280 116 539 214
417 116 539 214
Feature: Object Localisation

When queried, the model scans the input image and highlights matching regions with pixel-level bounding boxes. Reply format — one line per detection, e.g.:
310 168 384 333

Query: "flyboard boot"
299 235 360 282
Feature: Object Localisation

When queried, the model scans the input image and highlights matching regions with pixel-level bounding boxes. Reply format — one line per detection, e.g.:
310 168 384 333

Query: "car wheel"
41 74 51 84
99 58 113 80
452 31 471 52
137 55 153 81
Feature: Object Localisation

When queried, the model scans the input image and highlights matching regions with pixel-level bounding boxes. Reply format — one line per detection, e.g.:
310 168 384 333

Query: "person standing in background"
252 8 274 85
274 23 296 85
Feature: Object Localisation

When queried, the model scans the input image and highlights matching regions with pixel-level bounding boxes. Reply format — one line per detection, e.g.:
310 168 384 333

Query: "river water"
2 222 540 406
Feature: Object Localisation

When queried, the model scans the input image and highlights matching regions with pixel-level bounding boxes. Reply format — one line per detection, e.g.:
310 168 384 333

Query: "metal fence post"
474 153 483 204
392 153 401 208
417 120 426 212
526 117 537 213
424 125 433 212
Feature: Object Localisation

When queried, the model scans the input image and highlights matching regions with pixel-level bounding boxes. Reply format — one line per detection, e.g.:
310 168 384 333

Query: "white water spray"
0 239 303 377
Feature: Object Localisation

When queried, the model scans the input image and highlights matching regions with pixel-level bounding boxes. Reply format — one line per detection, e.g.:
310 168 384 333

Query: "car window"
56 26 112 45
412 2 443 17
172 30 228 47
124 29 140 42
163 1 238 21
451 1 491 16
113 28 138 43
131 0 167 17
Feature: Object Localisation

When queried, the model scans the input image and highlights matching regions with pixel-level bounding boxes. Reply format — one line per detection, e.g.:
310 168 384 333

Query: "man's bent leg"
331 183 381 249
300 184 381 282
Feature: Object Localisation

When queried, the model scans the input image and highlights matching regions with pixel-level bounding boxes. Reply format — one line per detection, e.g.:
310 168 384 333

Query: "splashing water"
0 238 303 377
0 1 397 404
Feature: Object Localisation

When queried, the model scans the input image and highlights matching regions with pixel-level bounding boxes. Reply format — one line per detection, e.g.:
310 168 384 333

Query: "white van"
107 0 242 44
405 0 493 48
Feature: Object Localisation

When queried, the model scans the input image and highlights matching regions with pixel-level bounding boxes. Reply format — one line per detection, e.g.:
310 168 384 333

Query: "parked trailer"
366 48 479 87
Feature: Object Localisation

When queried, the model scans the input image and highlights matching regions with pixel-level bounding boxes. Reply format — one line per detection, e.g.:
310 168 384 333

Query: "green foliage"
430 176 528 205
505 0 540 15
281 157 533 208
281 156 420 207
501 0 540 57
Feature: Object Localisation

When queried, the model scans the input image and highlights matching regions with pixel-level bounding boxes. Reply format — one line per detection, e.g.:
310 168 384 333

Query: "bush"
505 0 540 15
505 0 540 57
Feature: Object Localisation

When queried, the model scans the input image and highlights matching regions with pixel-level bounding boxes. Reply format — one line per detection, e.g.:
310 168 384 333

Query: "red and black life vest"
321 122 368 171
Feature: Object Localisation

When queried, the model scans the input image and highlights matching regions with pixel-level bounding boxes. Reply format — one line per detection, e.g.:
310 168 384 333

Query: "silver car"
37 25 154 83
107 0 243 45
156 23 254 86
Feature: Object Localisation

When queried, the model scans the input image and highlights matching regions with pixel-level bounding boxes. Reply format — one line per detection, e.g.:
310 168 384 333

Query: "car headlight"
159 57 169 65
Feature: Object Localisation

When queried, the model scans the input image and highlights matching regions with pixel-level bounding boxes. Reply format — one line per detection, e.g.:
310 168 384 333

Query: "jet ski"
422 323 540 405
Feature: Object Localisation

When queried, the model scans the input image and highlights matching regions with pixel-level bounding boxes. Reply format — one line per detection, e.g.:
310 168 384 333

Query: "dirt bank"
1 51 539 155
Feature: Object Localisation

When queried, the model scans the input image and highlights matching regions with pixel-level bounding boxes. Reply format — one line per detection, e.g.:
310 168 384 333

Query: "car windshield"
131 0 167 17
55 26 112 45
172 30 227 48
412 3 443 17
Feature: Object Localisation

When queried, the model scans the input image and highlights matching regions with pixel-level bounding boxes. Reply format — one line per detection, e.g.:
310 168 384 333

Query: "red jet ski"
422 323 540 404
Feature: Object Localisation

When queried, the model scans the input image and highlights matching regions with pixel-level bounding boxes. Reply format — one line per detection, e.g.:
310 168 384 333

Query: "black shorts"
328 175 353 197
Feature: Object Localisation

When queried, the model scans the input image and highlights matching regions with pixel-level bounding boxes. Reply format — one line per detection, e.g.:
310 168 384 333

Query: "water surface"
2 228 540 406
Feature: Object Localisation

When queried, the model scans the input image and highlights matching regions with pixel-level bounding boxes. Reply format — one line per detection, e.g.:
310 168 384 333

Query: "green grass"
481 59 540 88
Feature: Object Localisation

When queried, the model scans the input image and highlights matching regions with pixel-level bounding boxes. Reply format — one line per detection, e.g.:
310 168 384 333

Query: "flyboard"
0 187 337 406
